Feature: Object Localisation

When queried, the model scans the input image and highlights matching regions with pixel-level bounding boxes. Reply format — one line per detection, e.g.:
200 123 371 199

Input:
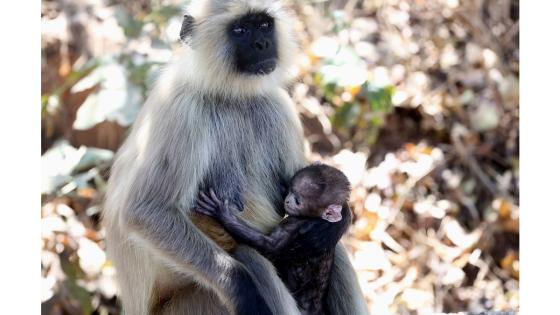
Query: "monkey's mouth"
246 59 277 75
284 205 297 216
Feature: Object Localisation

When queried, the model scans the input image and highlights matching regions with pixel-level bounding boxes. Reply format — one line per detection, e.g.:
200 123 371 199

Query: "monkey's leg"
152 244 302 315
124 202 273 315
152 282 229 315
232 245 301 315
325 244 369 315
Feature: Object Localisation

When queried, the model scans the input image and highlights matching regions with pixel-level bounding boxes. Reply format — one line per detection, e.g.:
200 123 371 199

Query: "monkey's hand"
194 194 217 219
196 189 238 222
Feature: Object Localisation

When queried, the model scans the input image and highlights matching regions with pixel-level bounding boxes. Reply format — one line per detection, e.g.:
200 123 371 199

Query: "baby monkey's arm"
195 189 305 255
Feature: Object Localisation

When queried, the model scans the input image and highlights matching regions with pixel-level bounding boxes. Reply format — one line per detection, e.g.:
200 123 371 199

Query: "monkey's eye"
294 196 301 206
232 26 247 36
260 22 270 29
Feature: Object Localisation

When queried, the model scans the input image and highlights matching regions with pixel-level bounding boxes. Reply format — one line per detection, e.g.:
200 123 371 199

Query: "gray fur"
327 244 371 315
103 0 369 314
233 245 300 315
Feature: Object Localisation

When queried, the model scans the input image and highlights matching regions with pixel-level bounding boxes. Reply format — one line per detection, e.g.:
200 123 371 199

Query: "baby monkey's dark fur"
196 164 352 315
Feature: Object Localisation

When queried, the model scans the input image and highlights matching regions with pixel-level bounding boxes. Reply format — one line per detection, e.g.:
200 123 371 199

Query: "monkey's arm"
196 190 305 255
121 155 272 315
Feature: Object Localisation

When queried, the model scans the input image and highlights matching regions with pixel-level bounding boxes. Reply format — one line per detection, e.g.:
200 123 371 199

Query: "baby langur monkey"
195 163 352 315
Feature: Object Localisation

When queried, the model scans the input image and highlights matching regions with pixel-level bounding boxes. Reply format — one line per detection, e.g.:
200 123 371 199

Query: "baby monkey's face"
283 191 312 217
283 164 350 223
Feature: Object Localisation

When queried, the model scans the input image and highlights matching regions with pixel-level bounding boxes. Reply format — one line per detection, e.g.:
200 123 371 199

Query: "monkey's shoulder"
294 206 351 243
275 209 350 260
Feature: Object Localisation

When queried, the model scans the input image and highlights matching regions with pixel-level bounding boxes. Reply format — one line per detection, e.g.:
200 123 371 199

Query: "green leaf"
64 279 93 315
153 5 182 22
333 102 360 128
114 6 144 39
368 85 394 113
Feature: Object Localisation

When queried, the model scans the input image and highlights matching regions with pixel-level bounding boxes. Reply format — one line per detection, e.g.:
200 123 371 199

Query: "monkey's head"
284 164 351 223
179 0 298 96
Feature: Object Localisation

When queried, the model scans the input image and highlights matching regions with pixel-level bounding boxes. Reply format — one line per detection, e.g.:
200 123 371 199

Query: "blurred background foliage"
41 0 519 314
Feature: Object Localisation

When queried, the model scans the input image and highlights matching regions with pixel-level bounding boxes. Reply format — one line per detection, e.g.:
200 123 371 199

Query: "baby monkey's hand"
195 188 238 221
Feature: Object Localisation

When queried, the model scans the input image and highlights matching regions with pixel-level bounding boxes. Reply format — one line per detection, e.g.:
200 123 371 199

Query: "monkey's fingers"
224 199 242 213
196 198 215 211
198 190 211 200
196 199 217 214
194 206 214 217
224 199 233 213
199 191 218 207
195 201 218 217
209 189 225 207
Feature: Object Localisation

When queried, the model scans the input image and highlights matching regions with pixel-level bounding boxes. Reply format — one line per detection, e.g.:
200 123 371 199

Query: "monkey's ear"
321 204 343 223
180 14 195 44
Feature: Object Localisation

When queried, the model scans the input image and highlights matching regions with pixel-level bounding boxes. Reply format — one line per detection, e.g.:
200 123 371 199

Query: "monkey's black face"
228 12 278 75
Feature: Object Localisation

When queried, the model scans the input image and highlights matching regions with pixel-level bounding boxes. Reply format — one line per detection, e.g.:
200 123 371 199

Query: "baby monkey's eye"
294 196 301 206
260 22 270 29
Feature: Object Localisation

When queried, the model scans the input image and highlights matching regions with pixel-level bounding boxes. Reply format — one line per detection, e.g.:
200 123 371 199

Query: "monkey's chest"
206 100 290 203
276 252 334 315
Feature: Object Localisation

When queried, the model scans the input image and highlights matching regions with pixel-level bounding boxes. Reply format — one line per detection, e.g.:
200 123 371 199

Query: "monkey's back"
277 251 334 315
272 206 352 314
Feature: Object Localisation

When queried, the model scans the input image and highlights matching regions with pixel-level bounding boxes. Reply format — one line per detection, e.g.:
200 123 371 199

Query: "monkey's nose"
253 38 271 51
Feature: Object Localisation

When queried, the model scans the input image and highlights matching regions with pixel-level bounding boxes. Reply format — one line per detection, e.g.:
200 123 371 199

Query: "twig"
451 124 503 197
454 3 512 77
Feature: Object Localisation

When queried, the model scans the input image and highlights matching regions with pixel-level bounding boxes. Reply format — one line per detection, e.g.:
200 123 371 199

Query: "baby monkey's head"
284 163 351 223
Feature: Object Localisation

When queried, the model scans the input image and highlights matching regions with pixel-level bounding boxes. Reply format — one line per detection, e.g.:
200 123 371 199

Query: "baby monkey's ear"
321 204 343 222
180 14 195 44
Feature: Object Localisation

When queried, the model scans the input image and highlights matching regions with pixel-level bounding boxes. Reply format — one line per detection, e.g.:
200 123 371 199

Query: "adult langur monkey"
103 0 369 314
